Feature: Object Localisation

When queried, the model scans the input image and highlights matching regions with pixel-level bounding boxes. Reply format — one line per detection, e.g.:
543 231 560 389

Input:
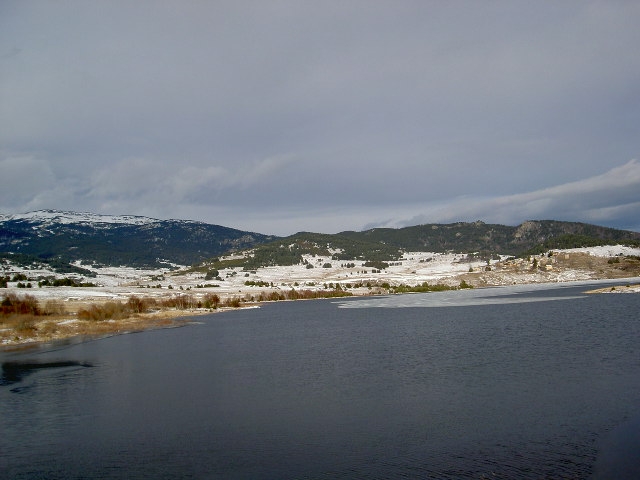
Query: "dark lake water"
2 282 640 479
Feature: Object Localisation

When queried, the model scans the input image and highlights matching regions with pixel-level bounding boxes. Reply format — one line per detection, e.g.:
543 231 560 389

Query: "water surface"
2 282 639 479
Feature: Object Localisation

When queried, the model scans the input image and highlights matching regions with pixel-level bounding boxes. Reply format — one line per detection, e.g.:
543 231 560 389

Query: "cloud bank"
1 1 639 235
393 159 640 232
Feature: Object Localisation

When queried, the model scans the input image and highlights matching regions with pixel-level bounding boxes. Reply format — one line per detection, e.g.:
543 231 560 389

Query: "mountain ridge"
1 210 639 270
338 219 640 257
0 209 276 268
1 209 208 227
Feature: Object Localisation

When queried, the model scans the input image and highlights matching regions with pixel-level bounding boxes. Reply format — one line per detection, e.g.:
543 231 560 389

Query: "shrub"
202 293 220 309
77 301 128 321
224 297 242 308
43 300 66 315
364 261 389 270
126 296 154 314
160 294 196 310
244 280 270 287
204 269 219 280
1 293 40 316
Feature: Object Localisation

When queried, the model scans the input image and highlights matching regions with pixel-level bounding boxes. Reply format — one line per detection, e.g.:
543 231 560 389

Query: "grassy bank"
0 292 228 347
0 288 352 347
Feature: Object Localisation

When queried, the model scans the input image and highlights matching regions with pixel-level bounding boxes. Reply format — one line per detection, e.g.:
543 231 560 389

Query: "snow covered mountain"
2 210 639 271
0 210 277 268
0 210 159 227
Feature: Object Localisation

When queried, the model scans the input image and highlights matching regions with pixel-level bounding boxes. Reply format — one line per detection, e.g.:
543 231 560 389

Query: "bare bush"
1 293 40 316
77 301 128 321
223 297 242 308
159 294 196 310
126 296 155 314
43 299 66 316
202 293 220 309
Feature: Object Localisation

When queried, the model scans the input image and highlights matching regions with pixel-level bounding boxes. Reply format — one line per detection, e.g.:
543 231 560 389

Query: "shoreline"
0 302 269 351
584 283 640 294
0 309 201 352
3 245 639 349
2 277 638 350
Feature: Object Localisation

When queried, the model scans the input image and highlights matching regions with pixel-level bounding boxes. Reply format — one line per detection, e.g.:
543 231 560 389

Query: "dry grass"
1 308 196 346
0 288 353 346
0 293 216 346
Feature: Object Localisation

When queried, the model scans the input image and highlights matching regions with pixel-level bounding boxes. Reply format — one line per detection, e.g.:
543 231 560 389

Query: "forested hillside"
199 221 640 271
0 210 276 268
340 220 640 257
2 211 638 271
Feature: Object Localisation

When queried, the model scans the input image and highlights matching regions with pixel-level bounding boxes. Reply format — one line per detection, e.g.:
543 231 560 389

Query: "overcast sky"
1 1 639 235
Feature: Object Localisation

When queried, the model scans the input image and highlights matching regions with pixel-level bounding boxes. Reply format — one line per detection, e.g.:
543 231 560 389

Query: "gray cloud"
0 155 56 207
394 160 640 232
1 1 639 235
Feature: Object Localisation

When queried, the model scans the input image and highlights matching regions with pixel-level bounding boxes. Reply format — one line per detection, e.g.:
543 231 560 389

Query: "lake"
2 282 640 479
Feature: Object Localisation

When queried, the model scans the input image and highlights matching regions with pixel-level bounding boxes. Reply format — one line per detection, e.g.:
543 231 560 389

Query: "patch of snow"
58 319 79 325
560 245 640 258
0 209 160 227
3 243 639 305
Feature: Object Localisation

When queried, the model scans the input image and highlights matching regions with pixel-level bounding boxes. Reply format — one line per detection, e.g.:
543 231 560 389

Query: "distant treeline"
0 274 98 288
0 252 95 276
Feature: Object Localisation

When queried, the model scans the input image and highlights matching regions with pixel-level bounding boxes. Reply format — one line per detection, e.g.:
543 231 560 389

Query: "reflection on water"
1 361 92 387
1 282 639 479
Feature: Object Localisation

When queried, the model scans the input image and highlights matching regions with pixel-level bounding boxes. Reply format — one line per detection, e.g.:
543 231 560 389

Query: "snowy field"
562 245 640 257
2 245 639 346
2 246 639 303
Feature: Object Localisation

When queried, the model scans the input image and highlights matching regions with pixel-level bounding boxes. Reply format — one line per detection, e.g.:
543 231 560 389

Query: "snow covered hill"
0 210 277 268
0 210 159 227
2 209 639 274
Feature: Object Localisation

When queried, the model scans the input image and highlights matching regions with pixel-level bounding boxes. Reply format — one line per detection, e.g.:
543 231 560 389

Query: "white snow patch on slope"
560 245 640 257
0 210 160 226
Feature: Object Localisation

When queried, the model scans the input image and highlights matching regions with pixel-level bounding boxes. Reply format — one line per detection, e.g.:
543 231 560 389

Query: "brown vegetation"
0 293 226 346
1 293 41 316
251 289 352 302
0 287 358 346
